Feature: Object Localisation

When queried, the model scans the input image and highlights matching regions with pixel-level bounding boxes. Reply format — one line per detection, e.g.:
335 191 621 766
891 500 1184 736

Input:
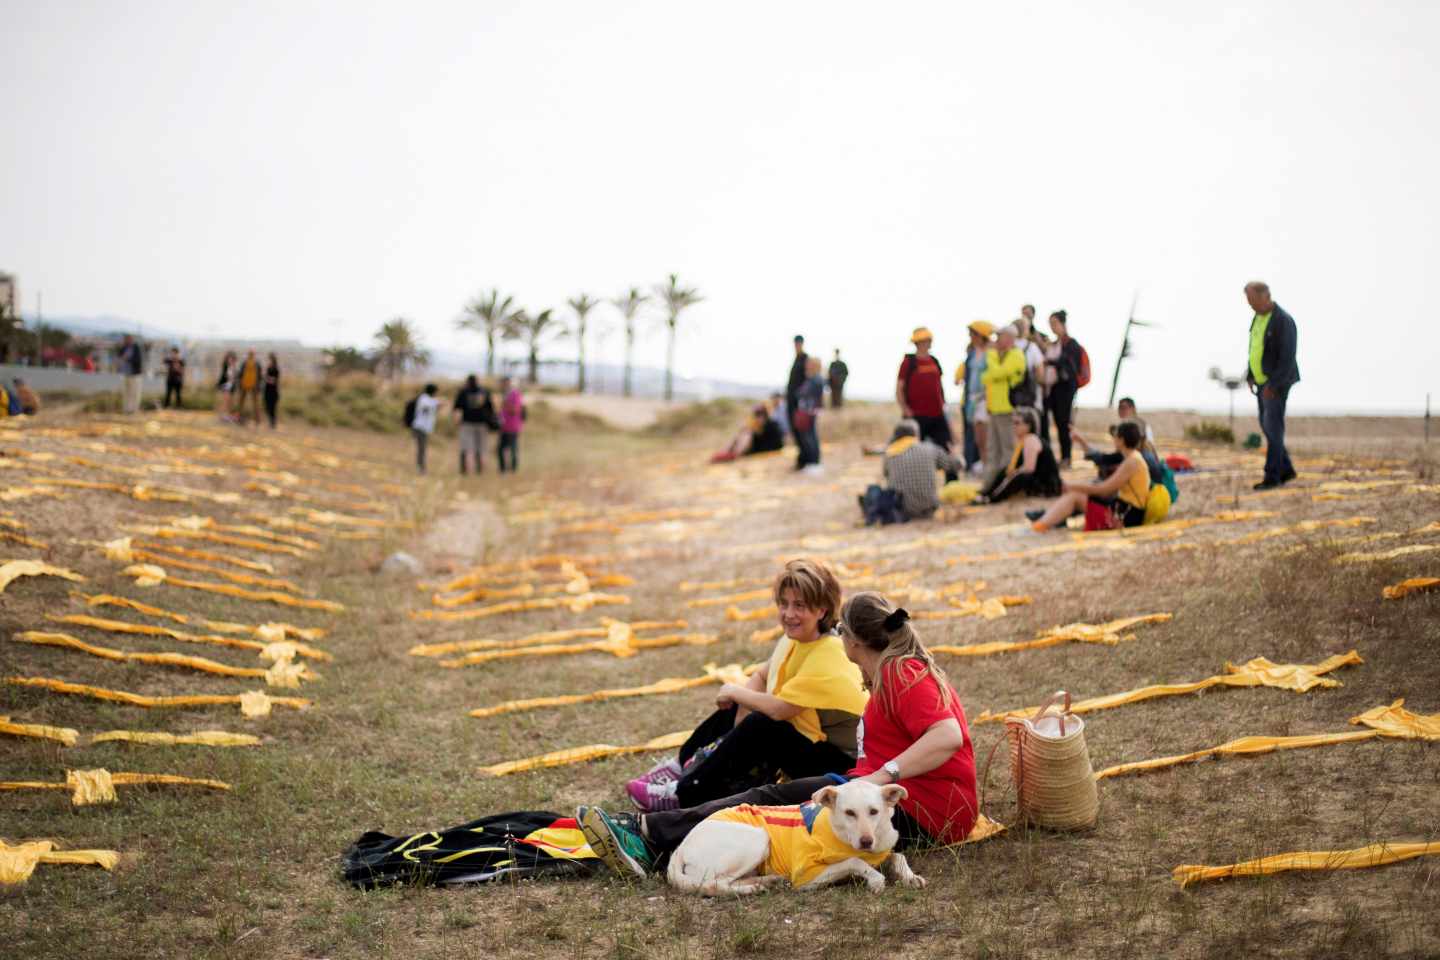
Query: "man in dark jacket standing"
1244 281 1300 490
785 335 807 439
828 350 848 408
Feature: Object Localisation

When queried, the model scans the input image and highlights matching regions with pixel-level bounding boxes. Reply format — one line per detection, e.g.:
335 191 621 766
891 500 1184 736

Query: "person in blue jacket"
1243 281 1300 490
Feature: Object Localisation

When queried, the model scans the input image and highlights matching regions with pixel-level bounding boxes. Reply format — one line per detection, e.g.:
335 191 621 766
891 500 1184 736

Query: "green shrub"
643 398 744 436
1184 421 1236 444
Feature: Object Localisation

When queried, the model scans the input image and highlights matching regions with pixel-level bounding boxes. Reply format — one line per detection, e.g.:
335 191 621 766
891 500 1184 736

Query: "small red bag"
1084 500 1118 531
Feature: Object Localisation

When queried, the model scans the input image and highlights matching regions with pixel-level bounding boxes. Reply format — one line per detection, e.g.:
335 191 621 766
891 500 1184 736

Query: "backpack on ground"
859 484 908 526
0 385 10 418
402 397 418 428
1075 345 1092 388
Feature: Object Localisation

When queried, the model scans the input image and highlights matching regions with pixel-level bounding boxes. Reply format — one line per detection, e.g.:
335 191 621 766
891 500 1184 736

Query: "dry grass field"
2 398 1437 960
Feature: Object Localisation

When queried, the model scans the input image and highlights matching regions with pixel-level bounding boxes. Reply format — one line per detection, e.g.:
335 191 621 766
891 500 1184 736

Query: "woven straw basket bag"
1004 690 1098 830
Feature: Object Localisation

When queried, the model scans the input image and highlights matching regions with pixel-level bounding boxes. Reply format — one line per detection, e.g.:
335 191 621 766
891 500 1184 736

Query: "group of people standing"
214 349 281 427
406 374 526 476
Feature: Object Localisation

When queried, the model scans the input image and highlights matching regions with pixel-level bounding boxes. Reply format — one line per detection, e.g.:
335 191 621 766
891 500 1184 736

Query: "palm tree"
568 294 599 393
371 318 430 379
610 287 650 397
457 289 517 377
504 308 568 384
654 273 704 402
323 346 374 375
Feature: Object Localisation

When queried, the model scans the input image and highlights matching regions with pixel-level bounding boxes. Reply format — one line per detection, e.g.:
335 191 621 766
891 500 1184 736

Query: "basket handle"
1032 690 1072 736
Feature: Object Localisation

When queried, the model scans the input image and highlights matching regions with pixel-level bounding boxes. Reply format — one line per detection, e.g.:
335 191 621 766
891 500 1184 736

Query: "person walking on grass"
235 349 263 426
263 353 281 429
828 350 849 409
215 351 237 422
980 325 1027 491
453 374 499 475
162 346 185 409
896 327 953 454
786 335 808 441
497 376 524 473
118 334 143 414
410 383 440 474
1244 280 1300 490
958 320 993 474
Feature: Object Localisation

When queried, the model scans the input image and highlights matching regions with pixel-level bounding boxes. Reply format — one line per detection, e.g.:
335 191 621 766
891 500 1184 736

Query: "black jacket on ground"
1248 303 1300 390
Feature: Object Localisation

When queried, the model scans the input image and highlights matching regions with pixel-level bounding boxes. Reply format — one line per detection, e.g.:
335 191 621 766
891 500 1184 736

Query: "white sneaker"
968 462 985 476
801 464 825 476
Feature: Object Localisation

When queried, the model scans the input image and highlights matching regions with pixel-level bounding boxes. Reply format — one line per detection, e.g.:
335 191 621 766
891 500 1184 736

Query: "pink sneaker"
638 757 683 785
626 778 679 812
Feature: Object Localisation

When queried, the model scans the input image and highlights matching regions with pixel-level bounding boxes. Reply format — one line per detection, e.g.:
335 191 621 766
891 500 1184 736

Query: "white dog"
667 779 927 895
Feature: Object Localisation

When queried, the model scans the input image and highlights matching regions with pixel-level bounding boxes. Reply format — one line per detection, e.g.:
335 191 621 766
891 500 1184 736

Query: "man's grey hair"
1000 323 1019 338
892 419 920 440
1244 280 1270 295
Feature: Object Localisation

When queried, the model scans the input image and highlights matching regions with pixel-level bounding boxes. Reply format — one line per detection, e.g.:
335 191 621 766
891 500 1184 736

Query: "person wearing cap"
957 320 994 473
896 327 955 471
980 325 1028 490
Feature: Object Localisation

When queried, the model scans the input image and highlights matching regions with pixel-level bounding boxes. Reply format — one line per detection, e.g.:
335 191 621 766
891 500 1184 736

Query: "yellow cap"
910 327 934 343
967 320 995 338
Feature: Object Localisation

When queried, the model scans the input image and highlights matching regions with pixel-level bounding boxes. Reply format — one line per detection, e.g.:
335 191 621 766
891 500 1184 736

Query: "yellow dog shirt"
708 801 891 887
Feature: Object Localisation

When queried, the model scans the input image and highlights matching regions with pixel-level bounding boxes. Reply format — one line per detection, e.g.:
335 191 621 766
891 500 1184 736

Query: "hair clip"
883 607 910 631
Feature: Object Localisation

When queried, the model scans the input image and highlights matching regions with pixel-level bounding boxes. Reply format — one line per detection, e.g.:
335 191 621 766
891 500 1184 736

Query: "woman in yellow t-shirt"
1030 420 1150 532
626 559 868 812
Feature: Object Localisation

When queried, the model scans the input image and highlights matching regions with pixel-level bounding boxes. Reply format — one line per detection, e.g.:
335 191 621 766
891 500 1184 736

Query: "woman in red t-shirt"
839 591 977 845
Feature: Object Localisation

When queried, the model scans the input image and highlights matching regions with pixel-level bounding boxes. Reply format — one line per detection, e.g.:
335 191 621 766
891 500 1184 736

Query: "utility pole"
1107 292 1155 408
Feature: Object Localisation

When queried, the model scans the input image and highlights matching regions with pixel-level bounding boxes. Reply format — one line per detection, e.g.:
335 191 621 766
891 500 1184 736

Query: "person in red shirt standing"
896 327 957 480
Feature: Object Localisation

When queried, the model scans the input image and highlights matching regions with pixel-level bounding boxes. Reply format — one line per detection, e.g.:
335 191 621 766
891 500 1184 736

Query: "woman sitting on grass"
581 590 978 879
972 406 1061 504
710 403 786 462
624 558 868 813
1028 419 1150 531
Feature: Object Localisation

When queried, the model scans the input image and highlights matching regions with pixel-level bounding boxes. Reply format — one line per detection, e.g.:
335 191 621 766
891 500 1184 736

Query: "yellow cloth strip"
725 603 775 622
5 676 310 716
432 582 539 606
468 663 751 718
1336 543 1440 564
47 614 331 662
679 576 768 593
1350 698 1440 739
1 529 48 548
687 588 772 608
102 539 304 593
440 632 718 668
0 485 66 503
1 768 231 805
1173 841 1440 889
750 625 784 644
121 564 344 612
0 559 86 593
915 595 1032 621
408 620 689 657
133 541 276 573
976 651 1363 724
1096 730 1382 779
478 730 690 777
426 555 614 592
0 714 81 747
73 592 327 641
933 613 1173 658
12 631 318 688
409 592 629 622
91 729 261 747
1382 576 1440 599
0 840 119 885
136 526 306 557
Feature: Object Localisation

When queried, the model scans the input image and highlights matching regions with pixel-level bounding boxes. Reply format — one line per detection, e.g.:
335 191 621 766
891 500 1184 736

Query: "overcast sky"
4 1 1437 412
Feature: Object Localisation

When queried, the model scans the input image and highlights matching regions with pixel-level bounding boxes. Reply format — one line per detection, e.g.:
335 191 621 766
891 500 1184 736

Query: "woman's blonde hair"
839 591 954 715
772 558 842 634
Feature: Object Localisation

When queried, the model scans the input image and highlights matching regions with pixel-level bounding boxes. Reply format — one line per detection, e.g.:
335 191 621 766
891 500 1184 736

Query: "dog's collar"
800 801 822 834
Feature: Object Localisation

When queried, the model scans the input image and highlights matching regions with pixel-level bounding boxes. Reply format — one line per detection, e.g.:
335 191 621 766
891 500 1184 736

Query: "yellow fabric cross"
0 839 119 885
933 614 1172 658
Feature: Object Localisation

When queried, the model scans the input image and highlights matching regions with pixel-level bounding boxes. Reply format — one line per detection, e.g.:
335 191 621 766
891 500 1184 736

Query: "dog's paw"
900 873 927 889
865 874 887 893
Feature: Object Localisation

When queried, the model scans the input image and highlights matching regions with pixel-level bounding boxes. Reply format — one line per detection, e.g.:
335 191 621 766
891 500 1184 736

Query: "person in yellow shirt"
1029 420 1150 531
979 325 1028 491
1244 281 1300 490
234 349 263 427
624 559 868 812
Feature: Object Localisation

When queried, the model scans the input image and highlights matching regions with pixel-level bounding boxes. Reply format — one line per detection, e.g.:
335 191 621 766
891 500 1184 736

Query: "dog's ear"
811 785 840 808
880 784 908 807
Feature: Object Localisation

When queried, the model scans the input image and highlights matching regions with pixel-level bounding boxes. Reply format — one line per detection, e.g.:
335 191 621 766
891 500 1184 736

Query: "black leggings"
497 432 518 472
646 775 931 856
1046 384 1076 461
674 707 856 808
